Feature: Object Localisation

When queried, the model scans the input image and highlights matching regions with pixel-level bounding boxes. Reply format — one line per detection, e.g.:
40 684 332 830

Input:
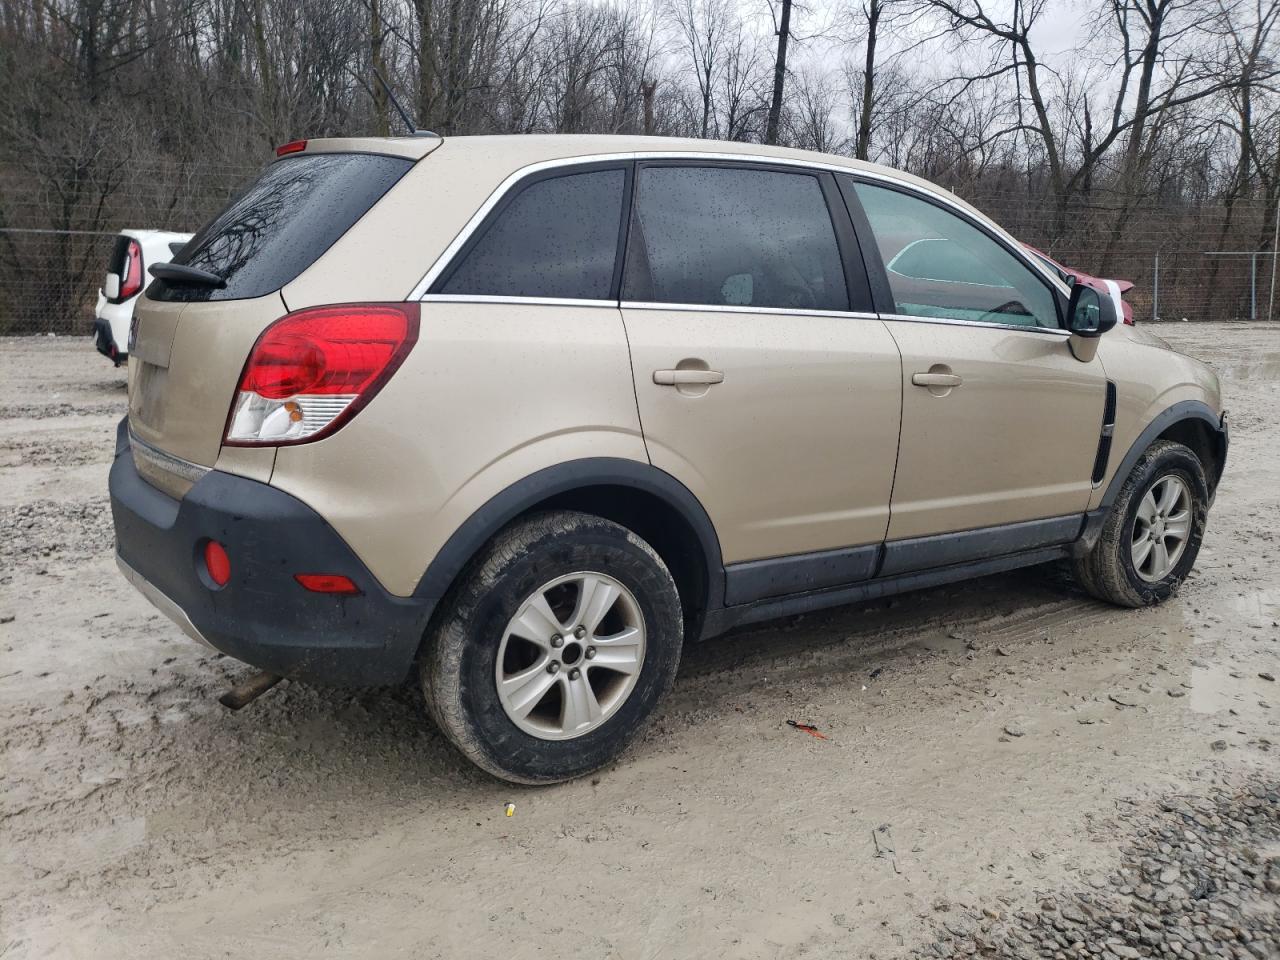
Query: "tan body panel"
273 138 1219 592
622 306 902 562
129 293 286 470
125 134 1224 607
126 139 441 482
268 302 645 597
883 320 1106 539
1089 324 1223 509
213 445 275 485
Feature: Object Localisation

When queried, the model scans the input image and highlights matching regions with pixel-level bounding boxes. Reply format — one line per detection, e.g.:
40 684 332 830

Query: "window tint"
150 153 412 302
623 166 847 311
851 181 1059 328
440 168 625 299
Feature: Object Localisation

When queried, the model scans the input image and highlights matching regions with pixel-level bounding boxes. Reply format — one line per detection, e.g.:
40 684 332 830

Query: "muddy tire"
420 510 683 784
1072 440 1208 607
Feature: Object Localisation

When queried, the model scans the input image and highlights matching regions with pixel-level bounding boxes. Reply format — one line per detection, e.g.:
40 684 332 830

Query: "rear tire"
421 510 683 784
1071 440 1208 607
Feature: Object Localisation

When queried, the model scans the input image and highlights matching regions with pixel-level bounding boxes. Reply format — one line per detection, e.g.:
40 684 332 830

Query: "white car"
93 229 193 365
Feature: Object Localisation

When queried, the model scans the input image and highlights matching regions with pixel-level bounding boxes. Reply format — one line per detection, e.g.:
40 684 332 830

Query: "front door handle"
911 372 962 388
653 369 725 386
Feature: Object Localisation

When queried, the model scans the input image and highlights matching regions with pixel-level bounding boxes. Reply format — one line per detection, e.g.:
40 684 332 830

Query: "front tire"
1072 439 1208 607
421 510 684 784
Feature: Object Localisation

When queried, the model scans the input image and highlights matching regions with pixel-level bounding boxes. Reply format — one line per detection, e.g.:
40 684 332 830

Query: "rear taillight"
224 303 419 446
119 239 144 300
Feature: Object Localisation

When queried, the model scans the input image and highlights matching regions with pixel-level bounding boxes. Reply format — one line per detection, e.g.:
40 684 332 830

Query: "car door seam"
876 318 907 578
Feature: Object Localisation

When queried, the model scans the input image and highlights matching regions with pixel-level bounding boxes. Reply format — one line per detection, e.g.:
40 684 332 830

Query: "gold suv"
111 135 1228 782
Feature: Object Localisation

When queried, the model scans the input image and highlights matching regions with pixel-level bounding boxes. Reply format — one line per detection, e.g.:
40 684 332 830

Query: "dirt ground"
1 324 1277 960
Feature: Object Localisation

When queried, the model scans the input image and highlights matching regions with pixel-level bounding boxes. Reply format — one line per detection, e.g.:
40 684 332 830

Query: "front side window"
439 168 626 300
851 181 1059 328
623 166 848 311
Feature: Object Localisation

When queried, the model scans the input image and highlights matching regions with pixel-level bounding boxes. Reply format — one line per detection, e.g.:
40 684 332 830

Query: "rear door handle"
911 372 963 388
653 369 725 386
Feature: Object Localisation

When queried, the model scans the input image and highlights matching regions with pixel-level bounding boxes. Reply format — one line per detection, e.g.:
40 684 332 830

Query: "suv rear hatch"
127 142 431 494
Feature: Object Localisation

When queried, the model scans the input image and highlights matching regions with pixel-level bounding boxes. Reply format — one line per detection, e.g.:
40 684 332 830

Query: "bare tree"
668 0 730 138
720 17 768 140
764 0 794 144
5 0 1280 332
788 66 847 151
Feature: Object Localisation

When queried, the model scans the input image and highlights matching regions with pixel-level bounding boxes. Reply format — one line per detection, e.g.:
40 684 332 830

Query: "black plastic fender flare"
1075 399 1226 553
412 457 726 611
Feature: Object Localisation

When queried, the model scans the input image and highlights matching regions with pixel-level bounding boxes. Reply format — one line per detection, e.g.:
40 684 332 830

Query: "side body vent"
1091 380 1118 485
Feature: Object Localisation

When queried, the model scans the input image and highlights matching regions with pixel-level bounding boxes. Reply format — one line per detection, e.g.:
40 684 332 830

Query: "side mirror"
1067 280 1120 338
1066 279 1120 362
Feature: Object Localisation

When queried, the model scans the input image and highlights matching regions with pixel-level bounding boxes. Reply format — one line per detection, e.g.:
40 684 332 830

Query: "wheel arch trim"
1099 400 1225 513
412 457 726 610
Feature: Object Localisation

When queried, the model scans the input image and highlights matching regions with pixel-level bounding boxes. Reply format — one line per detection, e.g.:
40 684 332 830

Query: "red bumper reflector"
275 139 308 157
294 573 360 595
203 541 231 587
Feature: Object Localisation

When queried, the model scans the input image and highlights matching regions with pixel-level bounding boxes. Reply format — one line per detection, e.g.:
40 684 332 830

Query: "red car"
1026 246 1135 325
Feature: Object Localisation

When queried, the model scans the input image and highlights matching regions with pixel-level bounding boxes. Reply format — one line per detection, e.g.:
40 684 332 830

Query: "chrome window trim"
878 312 1072 337
621 301 880 320
408 150 1072 302
129 429 211 484
421 293 615 308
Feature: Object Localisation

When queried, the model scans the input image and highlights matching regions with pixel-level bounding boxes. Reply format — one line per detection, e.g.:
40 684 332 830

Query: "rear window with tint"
436 168 626 300
622 166 848 311
149 153 412 302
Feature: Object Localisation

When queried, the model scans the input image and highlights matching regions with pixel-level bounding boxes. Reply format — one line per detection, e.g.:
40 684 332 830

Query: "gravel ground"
914 780 1279 959
1 325 1278 959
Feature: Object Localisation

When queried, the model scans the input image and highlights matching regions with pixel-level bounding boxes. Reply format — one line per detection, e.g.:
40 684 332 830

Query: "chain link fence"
977 195 1280 324
0 176 1275 334
0 156 259 335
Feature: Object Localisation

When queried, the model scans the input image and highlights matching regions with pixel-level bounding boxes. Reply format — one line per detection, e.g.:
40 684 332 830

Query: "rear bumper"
108 419 435 686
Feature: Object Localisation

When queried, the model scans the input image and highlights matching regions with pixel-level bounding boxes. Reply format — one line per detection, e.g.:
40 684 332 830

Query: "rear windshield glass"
148 153 412 302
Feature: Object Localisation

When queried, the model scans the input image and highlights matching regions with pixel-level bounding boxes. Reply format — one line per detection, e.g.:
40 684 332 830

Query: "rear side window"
150 153 412 302
623 166 848 311
438 168 626 300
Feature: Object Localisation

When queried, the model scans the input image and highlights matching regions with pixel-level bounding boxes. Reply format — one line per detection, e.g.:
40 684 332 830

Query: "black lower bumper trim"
109 418 435 686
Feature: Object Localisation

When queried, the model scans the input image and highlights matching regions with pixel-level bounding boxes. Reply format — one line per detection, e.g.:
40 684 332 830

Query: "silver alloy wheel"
1131 474 1192 582
495 571 646 741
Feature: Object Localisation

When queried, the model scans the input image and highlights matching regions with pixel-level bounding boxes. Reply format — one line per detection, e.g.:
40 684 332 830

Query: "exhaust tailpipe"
219 671 283 710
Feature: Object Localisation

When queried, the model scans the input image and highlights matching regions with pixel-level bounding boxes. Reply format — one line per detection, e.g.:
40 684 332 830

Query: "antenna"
371 65 418 136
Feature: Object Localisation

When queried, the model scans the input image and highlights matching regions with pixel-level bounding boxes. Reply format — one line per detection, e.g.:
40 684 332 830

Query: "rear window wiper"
149 262 226 288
